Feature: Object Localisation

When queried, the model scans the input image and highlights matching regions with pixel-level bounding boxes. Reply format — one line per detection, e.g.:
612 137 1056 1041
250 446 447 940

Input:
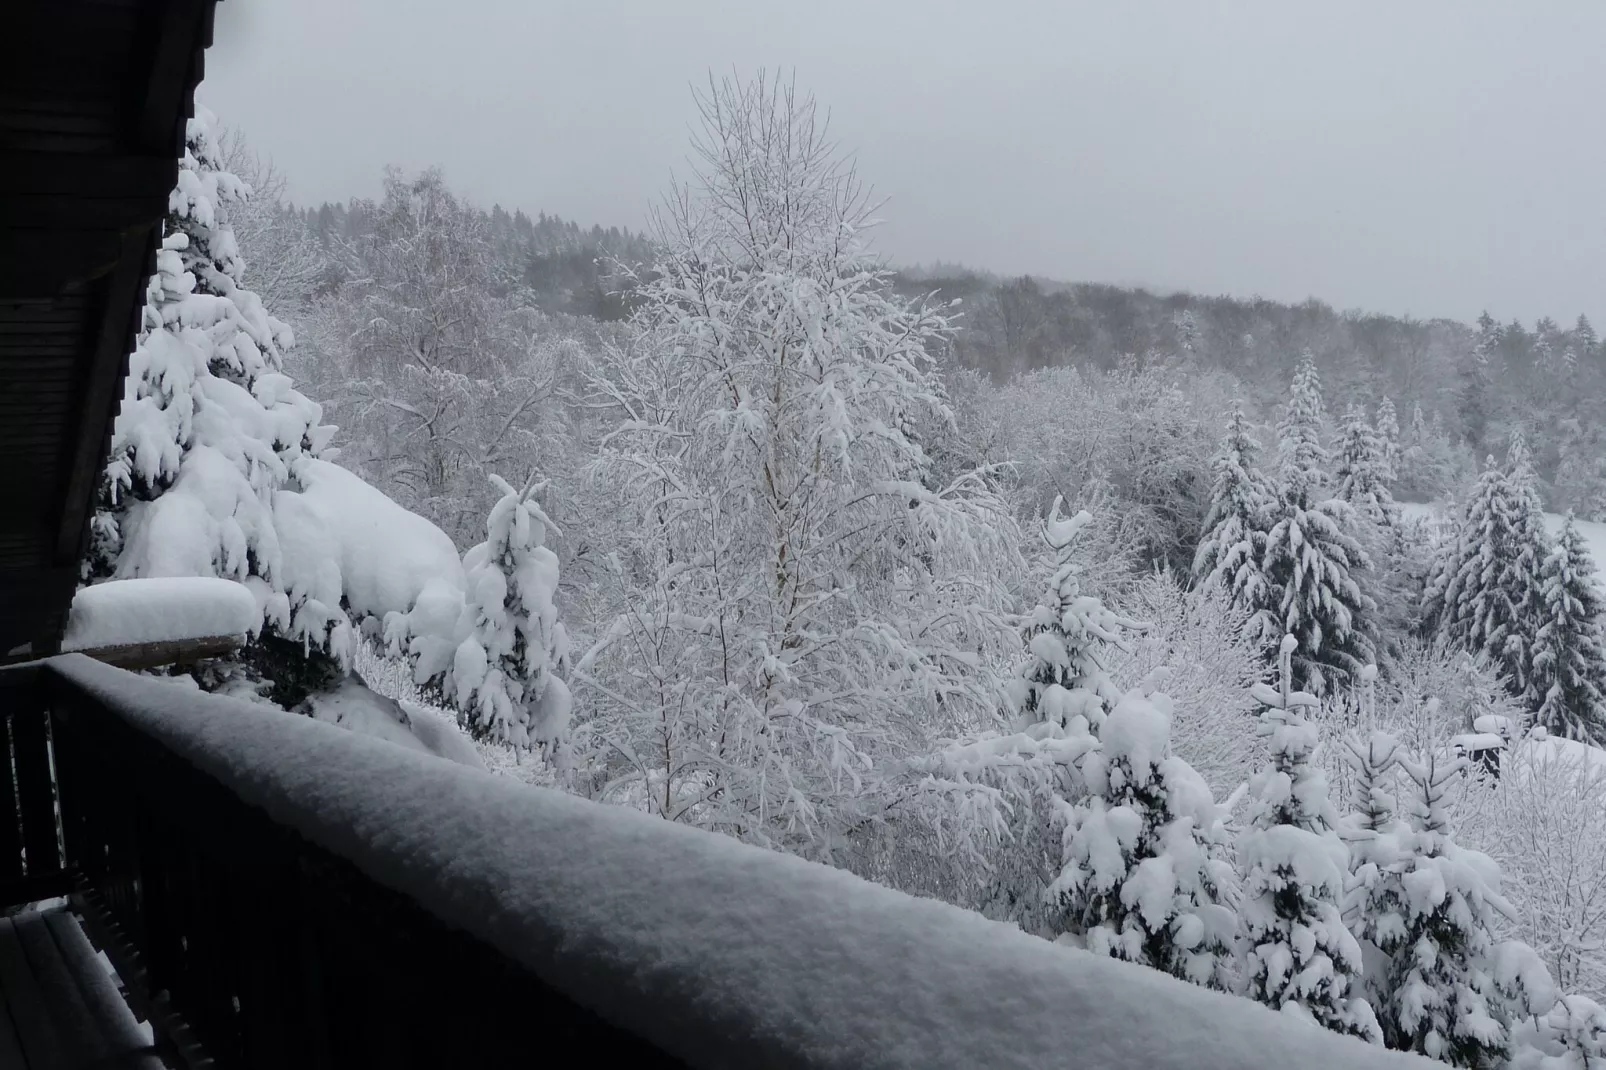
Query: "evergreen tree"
1375 396 1401 485
1278 352 1329 504
1336 404 1399 528
1049 682 1237 991
87 108 338 655
1192 404 1276 634
1013 499 1146 733
1261 362 1377 694
1433 437 1550 705
439 475 573 761
1365 750 1515 1065
1460 314 1500 457
1239 636 1381 1042
1532 513 1606 743
1577 314 1598 356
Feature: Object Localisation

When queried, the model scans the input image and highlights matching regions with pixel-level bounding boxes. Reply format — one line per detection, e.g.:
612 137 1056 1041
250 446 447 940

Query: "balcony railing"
0 654 1415 1070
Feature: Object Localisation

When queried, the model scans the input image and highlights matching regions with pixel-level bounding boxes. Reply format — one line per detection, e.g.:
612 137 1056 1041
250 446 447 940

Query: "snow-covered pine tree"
1278 351 1329 504
1434 435 1551 706
1375 397 1401 486
1532 512 1606 743
1335 404 1399 529
1240 636 1380 1041
1049 680 1238 991
87 107 342 679
1261 360 1378 694
1339 684 1410 1035
931 501 1141 932
1013 499 1147 734
1365 749 1516 1065
439 475 572 762
1193 404 1276 636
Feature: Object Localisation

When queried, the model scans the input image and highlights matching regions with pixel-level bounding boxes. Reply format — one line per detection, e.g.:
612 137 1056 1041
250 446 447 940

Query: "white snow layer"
62 577 259 652
47 655 1428 1070
300 677 485 770
279 458 465 623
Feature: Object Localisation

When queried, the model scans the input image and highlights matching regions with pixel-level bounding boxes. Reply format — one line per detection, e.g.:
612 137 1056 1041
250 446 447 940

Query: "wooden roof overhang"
1 0 220 659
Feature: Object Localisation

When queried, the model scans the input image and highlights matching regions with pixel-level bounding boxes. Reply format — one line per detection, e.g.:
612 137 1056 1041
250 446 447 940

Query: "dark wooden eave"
0 0 220 659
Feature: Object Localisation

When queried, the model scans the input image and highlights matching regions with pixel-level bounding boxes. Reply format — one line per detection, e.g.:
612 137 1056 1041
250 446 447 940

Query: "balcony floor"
0 906 162 1069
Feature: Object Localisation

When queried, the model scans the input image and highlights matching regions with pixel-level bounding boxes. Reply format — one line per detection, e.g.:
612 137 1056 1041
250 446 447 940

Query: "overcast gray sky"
202 1 1606 326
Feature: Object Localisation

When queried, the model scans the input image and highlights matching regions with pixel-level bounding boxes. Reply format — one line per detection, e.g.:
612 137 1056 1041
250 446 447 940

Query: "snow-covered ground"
1400 501 1606 594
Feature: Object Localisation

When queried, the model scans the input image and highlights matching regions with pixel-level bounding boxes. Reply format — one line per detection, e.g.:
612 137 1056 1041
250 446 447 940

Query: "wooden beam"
137 0 211 156
50 229 155 579
70 635 242 671
0 154 176 199
0 230 126 296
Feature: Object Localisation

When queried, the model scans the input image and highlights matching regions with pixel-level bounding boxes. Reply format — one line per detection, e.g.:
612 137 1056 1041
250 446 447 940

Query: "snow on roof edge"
44 655 1426 1070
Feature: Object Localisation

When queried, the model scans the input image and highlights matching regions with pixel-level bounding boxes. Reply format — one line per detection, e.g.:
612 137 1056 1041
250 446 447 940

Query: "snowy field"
1400 501 1606 594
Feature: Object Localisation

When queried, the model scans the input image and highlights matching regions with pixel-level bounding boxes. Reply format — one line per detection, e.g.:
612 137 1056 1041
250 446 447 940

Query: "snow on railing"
62 577 258 668
47 655 1426 1070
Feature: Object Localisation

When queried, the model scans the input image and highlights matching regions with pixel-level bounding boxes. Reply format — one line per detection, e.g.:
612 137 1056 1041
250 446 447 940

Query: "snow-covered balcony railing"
14 656 1421 1070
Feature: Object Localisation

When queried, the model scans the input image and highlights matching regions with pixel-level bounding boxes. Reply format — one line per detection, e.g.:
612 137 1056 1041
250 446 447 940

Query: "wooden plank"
0 153 175 198
14 909 105 1067
9 705 60 878
53 231 153 573
72 636 244 671
0 956 25 1070
138 0 210 155
71 882 212 1070
0 718 23 884
0 915 66 1069
44 909 166 1070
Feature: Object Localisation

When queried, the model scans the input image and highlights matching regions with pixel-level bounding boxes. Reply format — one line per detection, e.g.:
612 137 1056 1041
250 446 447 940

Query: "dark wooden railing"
1 655 1415 1070
0 665 69 906
0 661 683 1069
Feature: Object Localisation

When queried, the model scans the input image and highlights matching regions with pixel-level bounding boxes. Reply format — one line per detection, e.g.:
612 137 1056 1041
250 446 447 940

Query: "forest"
87 74 1606 1067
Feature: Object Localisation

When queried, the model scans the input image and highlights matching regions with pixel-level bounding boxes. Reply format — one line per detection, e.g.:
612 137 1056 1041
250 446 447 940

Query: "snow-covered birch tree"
574 74 1022 861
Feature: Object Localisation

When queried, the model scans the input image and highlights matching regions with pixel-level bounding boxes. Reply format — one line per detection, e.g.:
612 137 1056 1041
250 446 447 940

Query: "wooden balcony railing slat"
11 704 61 878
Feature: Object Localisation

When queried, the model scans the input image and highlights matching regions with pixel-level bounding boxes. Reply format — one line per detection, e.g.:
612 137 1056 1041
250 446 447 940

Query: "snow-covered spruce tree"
1239 636 1380 1041
1433 435 1551 706
1363 749 1517 1065
1261 358 1377 694
1375 397 1401 487
436 475 573 762
577 74 1022 861
1339 681 1411 1033
1049 681 1238 991
1193 403 1276 636
926 501 1139 931
1335 404 1399 530
86 107 343 696
1013 500 1146 735
1532 513 1606 743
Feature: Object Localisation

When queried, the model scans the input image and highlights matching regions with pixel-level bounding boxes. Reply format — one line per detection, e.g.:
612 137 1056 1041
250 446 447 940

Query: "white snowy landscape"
54 19 1606 1066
